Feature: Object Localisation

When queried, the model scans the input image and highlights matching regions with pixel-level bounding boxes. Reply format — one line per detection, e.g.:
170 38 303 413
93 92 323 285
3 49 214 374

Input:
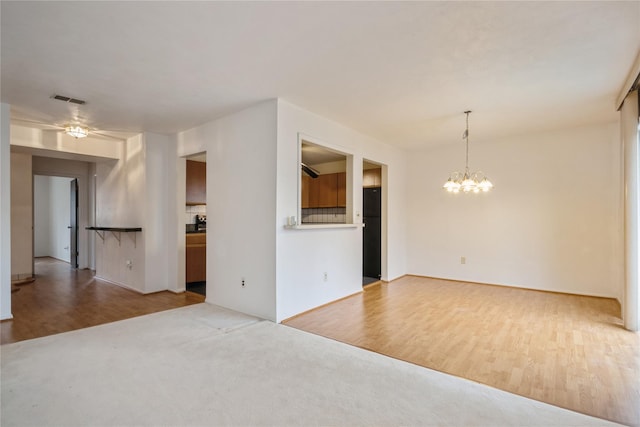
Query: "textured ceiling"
1 1 639 150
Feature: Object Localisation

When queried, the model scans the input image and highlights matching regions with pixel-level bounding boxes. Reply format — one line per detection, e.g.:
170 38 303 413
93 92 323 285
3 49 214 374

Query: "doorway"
362 161 382 286
185 153 207 296
33 175 78 269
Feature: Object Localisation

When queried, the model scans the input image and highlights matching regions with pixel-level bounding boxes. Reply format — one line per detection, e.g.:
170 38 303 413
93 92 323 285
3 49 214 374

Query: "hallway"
1 258 204 344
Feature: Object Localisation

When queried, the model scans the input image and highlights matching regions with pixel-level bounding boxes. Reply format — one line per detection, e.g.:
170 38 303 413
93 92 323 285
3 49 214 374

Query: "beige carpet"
0 303 621 426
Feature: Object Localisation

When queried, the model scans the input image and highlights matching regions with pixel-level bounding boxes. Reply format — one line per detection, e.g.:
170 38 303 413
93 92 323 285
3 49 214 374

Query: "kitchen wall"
301 207 346 224
405 122 623 301
185 205 206 224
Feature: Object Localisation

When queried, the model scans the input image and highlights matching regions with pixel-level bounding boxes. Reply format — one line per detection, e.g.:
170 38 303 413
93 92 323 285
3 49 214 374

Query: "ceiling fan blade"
301 163 319 179
90 130 131 141
11 117 64 129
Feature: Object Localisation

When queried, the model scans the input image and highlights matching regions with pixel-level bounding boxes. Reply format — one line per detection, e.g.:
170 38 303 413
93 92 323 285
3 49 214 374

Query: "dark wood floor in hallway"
1 257 204 344
284 275 640 427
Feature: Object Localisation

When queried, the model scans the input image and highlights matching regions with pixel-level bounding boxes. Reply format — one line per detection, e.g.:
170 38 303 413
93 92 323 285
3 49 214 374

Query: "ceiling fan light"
65 125 89 139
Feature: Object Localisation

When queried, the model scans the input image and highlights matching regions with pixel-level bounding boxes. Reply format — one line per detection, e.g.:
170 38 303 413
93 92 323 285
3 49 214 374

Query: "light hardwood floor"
284 275 640 426
1 257 204 344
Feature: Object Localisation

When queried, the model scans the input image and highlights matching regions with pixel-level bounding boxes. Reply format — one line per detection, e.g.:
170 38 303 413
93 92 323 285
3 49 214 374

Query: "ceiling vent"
51 94 86 105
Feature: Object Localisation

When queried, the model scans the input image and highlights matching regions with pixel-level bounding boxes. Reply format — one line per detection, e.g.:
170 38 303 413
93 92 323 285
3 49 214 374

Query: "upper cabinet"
186 160 206 205
363 168 382 188
336 172 346 207
302 172 346 208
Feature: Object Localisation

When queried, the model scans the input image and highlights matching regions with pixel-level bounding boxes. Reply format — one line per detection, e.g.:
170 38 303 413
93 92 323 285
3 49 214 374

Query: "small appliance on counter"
195 214 206 231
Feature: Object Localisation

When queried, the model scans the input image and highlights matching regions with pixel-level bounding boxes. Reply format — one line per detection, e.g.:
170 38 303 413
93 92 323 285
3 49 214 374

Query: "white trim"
94 275 146 294
1 104 12 320
621 90 639 331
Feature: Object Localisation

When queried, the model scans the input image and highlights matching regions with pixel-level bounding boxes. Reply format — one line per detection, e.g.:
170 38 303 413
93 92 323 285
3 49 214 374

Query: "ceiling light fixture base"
64 125 89 139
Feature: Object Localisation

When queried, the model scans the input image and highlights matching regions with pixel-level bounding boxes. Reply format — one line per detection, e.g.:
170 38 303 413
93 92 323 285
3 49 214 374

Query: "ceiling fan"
11 94 137 141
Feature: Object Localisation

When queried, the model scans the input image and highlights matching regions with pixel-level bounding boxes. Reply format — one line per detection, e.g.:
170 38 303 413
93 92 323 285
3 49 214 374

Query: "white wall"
33 175 51 257
143 132 172 293
406 122 624 300
10 152 33 280
34 175 72 262
177 100 278 321
275 99 407 322
95 135 146 292
1 104 12 320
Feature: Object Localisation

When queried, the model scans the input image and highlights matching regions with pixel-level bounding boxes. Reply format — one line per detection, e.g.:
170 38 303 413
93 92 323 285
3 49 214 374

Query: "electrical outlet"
323 272 328 282
241 278 245 287
461 256 466 265
126 260 133 270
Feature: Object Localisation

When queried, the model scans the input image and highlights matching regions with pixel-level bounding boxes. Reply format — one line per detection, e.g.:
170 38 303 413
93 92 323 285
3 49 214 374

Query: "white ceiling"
302 140 346 166
1 2 639 150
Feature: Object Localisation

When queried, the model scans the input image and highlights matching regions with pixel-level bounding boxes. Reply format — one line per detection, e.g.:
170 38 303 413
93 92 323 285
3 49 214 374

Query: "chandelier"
443 111 493 194
64 125 89 139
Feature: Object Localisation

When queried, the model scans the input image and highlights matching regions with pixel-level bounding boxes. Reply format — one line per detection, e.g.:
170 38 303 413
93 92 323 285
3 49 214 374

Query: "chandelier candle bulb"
443 111 493 194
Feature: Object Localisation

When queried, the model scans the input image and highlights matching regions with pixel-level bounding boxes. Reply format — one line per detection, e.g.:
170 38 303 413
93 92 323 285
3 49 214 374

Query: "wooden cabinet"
301 174 311 208
301 172 346 208
313 174 338 208
186 233 206 283
363 168 382 188
336 172 346 207
186 160 206 205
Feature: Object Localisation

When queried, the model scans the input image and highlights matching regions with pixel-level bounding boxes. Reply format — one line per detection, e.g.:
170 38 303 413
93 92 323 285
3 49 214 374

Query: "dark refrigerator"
363 187 381 279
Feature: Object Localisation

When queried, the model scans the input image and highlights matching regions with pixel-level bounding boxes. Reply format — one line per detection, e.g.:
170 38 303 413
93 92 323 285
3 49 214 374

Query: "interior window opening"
300 140 349 225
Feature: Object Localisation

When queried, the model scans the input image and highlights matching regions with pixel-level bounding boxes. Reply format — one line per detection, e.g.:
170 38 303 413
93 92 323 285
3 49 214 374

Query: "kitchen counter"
186 223 206 233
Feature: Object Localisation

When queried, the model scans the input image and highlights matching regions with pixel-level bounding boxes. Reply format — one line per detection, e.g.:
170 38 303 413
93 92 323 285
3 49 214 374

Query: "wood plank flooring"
1 257 204 344
284 275 640 426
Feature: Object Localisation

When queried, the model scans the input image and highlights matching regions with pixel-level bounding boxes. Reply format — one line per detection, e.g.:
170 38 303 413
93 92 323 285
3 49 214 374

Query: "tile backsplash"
185 205 206 224
301 207 346 224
